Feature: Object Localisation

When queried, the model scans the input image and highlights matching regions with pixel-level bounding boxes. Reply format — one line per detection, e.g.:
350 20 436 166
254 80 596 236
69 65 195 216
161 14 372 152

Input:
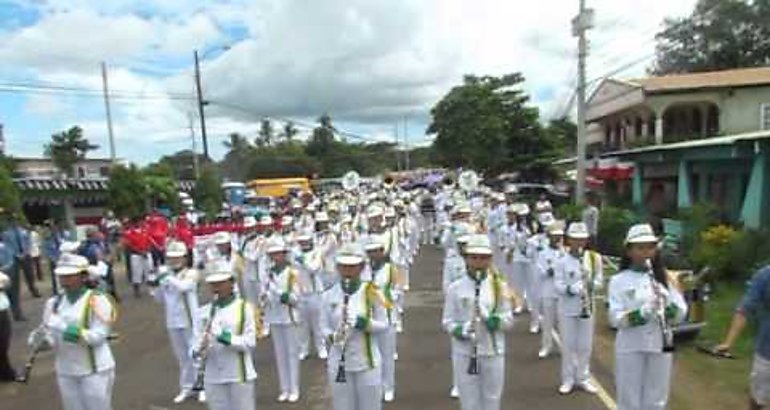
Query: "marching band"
15 170 693 410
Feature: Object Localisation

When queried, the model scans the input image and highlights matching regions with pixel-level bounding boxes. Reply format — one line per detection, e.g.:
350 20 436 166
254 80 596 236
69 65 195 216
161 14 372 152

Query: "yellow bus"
247 177 311 198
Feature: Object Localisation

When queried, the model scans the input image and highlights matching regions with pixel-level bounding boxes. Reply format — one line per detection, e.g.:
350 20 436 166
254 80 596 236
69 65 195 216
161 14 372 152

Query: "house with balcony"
584 67 770 229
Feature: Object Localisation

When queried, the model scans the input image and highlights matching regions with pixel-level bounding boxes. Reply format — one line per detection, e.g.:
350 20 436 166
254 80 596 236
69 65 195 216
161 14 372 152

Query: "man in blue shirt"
43 219 72 295
717 266 770 409
2 215 42 321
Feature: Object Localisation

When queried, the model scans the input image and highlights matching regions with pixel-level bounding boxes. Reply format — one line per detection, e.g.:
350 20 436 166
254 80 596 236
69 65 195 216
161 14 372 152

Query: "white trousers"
168 327 196 391
526 264 542 326
453 353 505 410
271 323 300 395
511 260 530 306
329 364 382 410
559 315 594 385
615 352 672 410
299 294 326 357
129 253 150 284
540 298 559 352
420 215 435 244
205 381 255 410
376 327 396 393
57 369 115 410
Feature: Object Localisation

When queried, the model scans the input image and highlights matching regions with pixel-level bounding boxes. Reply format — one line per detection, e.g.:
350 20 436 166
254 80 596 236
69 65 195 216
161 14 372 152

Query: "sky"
0 0 697 165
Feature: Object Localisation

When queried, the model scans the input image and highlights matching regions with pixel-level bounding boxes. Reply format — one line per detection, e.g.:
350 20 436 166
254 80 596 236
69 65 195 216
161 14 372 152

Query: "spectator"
81 228 119 302
28 224 42 282
2 215 41 321
581 192 600 247
0 243 14 382
716 265 770 410
42 220 71 295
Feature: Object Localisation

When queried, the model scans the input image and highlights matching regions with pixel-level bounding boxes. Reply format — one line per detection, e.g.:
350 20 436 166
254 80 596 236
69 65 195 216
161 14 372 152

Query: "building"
583 67 770 229
14 157 114 179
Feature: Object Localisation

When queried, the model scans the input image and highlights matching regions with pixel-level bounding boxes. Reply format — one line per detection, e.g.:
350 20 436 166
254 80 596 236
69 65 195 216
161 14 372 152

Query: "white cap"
504 184 518 194
165 241 188 258
367 205 384 219
364 237 386 251
625 223 658 244
465 234 493 255
566 222 590 239
335 243 366 265
453 204 472 215
516 203 531 216
282 215 294 225
547 220 566 236
296 233 312 243
259 215 274 226
243 216 257 228
456 234 471 244
214 231 231 245
538 212 556 227
314 212 330 222
205 260 234 283
535 200 553 212
59 241 81 254
507 203 519 214
266 237 288 253
55 254 89 276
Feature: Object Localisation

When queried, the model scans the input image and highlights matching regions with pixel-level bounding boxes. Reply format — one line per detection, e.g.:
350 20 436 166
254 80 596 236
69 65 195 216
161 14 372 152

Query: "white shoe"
318 349 328 359
393 352 399 361
559 383 574 395
197 391 206 403
288 392 300 402
579 380 598 394
173 390 190 404
538 348 550 359
403 285 410 291
529 325 540 334
450 386 459 398
514 306 524 315
278 392 289 402
299 352 309 361
383 390 395 402
396 322 404 333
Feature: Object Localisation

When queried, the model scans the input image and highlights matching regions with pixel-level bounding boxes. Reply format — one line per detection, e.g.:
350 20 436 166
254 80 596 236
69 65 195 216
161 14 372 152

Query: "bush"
676 203 721 267
596 206 640 256
555 203 583 224
690 225 770 281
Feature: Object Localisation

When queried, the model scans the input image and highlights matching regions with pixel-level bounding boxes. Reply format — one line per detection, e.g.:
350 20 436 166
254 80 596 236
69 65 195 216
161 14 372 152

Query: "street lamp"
194 45 231 160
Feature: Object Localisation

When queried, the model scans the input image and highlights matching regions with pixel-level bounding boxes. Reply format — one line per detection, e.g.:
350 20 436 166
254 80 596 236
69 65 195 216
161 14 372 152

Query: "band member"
526 213 554 334
149 241 202 403
314 212 339 290
535 221 565 359
442 234 514 410
500 204 520 311
37 254 117 410
198 262 257 410
608 224 687 410
554 222 603 395
264 238 301 402
294 234 328 360
363 238 403 402
321 243 390 410
443 234 471 399
511 204 532 313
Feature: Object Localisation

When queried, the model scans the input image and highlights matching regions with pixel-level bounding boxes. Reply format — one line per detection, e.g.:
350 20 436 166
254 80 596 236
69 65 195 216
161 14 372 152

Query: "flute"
645 259 675 352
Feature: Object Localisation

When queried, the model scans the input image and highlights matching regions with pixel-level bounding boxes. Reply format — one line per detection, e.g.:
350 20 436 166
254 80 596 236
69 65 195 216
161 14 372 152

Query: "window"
762 104 770 130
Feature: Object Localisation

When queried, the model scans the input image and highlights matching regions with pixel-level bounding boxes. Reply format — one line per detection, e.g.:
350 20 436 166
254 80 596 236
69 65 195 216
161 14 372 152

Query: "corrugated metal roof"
630 67 770 93
602 130 770 157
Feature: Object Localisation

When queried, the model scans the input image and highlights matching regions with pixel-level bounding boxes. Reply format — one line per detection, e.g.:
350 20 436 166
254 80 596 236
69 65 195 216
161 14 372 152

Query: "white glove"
569 281 584 296
640 298 657 319
461 321 475 339
46 314 68 333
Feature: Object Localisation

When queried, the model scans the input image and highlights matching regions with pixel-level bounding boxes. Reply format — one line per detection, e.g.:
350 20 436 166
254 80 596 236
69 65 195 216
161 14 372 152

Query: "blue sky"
0 0 696 165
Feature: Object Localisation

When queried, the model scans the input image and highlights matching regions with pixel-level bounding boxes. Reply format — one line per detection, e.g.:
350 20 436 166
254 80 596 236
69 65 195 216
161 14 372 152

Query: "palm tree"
223 132 251 152
44 126 99 177
282 121 299 141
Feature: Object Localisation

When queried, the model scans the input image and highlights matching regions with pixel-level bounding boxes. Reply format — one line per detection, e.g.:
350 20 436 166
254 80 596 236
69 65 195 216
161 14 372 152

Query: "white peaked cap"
464 234 493 256
566 222 590 239
165 241 188 258
625 223 659 244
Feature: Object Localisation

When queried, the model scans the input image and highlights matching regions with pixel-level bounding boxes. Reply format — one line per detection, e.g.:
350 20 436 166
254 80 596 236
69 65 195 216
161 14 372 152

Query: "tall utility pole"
572 0 593 204
188 112 200 180
193 50 209 159
403 116 410 171
101 62 116 164
394 123 401 171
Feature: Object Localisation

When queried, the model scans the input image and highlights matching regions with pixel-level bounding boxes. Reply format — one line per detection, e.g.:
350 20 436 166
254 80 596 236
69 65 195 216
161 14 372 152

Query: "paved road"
0 245 612 409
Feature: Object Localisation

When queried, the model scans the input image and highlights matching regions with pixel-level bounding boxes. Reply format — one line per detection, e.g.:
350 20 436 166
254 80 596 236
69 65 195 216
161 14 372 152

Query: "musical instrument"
645 259 675 352
16 324 51 383
458 170 480 193
383 174 396 190
467 276 482 375
192 299 218 392
335 281 353 383
342 171 361 192
578 248 593 319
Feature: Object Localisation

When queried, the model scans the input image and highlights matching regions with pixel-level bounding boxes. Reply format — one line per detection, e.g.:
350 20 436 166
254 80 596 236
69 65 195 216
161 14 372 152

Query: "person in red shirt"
146 209 169 268
122 218 151 297
171 216 194 267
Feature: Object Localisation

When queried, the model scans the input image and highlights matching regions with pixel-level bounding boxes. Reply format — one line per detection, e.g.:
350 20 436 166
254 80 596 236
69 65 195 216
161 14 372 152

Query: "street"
0 245 611 410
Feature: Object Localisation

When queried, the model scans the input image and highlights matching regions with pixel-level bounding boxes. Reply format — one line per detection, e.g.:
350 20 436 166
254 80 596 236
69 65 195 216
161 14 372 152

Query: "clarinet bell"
335 365 347 383
467 357 479 375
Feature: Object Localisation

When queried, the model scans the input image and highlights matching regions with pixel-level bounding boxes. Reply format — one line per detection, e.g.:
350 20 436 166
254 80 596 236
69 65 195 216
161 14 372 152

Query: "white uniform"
315 231 340 289
199 297 257 410
151 268 201 393
526 233 549 331
535 245 564 354
554 250 603 387
264 264 302 397
511 226 532 308
363 261 402 397
41 289 116 410
321 281 389 410
241 234 266 306
442 270 514 410
608 268 688 410
295 247 327 359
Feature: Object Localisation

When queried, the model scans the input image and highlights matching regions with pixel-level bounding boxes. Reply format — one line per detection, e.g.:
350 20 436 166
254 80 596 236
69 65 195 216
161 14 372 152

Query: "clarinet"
578 248 592 319
16 324 49 383
467 279 481 375
645 259 675 353
192 298 218 392
335 287 352 383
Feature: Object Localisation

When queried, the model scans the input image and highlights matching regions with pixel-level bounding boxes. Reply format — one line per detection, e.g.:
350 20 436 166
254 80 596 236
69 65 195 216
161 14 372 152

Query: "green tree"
44 126 99 177
653 0 770 74
107 165 147 219
194 164 223 218
428 74 556 178
281 121 299 141
257 119 274 147
221 133 253 181
546 117 578 157
0 164 21 217
148 149 208 181
143 165 180 212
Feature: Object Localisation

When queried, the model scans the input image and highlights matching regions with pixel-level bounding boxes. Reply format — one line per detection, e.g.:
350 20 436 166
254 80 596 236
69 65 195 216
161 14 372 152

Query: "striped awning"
177 180 196 192
14 177 110 191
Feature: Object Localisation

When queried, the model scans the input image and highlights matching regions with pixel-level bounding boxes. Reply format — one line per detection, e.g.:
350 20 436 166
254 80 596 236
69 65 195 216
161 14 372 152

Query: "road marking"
551 330 617 410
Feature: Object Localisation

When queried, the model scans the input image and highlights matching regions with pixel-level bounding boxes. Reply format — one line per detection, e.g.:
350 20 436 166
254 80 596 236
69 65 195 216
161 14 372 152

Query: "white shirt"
41 289 116 376
363 262 401 326
293 248 324 295
198 298 257 384
443 253 466 294
263 264 301 325
442 271 514 357
321 282 388 372
608 268 688 353
152 268 201 330
554 250 604 317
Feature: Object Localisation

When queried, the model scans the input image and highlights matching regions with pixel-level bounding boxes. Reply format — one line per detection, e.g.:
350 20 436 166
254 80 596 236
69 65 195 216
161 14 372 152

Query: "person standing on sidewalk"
3 214 42 321
28 224 43 282
716 263 770 410
44 220 71 296
0 244 16 382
